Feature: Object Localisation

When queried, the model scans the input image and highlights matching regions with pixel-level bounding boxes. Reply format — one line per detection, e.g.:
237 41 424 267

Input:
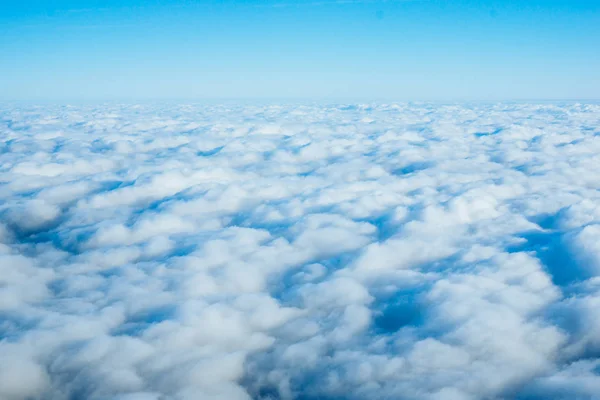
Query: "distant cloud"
1 102 600 399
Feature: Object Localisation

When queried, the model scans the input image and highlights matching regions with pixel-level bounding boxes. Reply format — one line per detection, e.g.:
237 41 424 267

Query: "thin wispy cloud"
253 0 424 8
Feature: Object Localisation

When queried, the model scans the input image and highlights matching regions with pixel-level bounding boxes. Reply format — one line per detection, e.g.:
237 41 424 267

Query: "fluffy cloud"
1 102 600 399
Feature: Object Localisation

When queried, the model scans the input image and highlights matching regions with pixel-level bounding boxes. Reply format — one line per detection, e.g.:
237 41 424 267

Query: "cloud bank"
1 102 600 399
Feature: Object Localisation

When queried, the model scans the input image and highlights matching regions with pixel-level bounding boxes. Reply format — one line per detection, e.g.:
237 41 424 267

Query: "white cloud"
1 102 600 399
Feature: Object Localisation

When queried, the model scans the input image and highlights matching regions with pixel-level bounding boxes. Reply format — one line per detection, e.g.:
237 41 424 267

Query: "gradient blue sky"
1 0 599 100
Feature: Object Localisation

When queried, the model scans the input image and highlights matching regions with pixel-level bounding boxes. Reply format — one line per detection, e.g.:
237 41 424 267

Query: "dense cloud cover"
1 102 600 400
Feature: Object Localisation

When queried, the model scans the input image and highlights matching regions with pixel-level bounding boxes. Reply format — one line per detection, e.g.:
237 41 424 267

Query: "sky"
1 0 599 101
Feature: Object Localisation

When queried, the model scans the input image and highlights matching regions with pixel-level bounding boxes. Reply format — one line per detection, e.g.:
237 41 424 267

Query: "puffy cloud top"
1 102 600 399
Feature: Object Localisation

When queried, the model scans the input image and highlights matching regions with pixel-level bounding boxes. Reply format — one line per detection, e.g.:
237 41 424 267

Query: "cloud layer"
1 102 600 399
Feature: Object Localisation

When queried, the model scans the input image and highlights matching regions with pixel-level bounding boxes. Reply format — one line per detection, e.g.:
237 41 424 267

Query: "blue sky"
1 0 599 100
